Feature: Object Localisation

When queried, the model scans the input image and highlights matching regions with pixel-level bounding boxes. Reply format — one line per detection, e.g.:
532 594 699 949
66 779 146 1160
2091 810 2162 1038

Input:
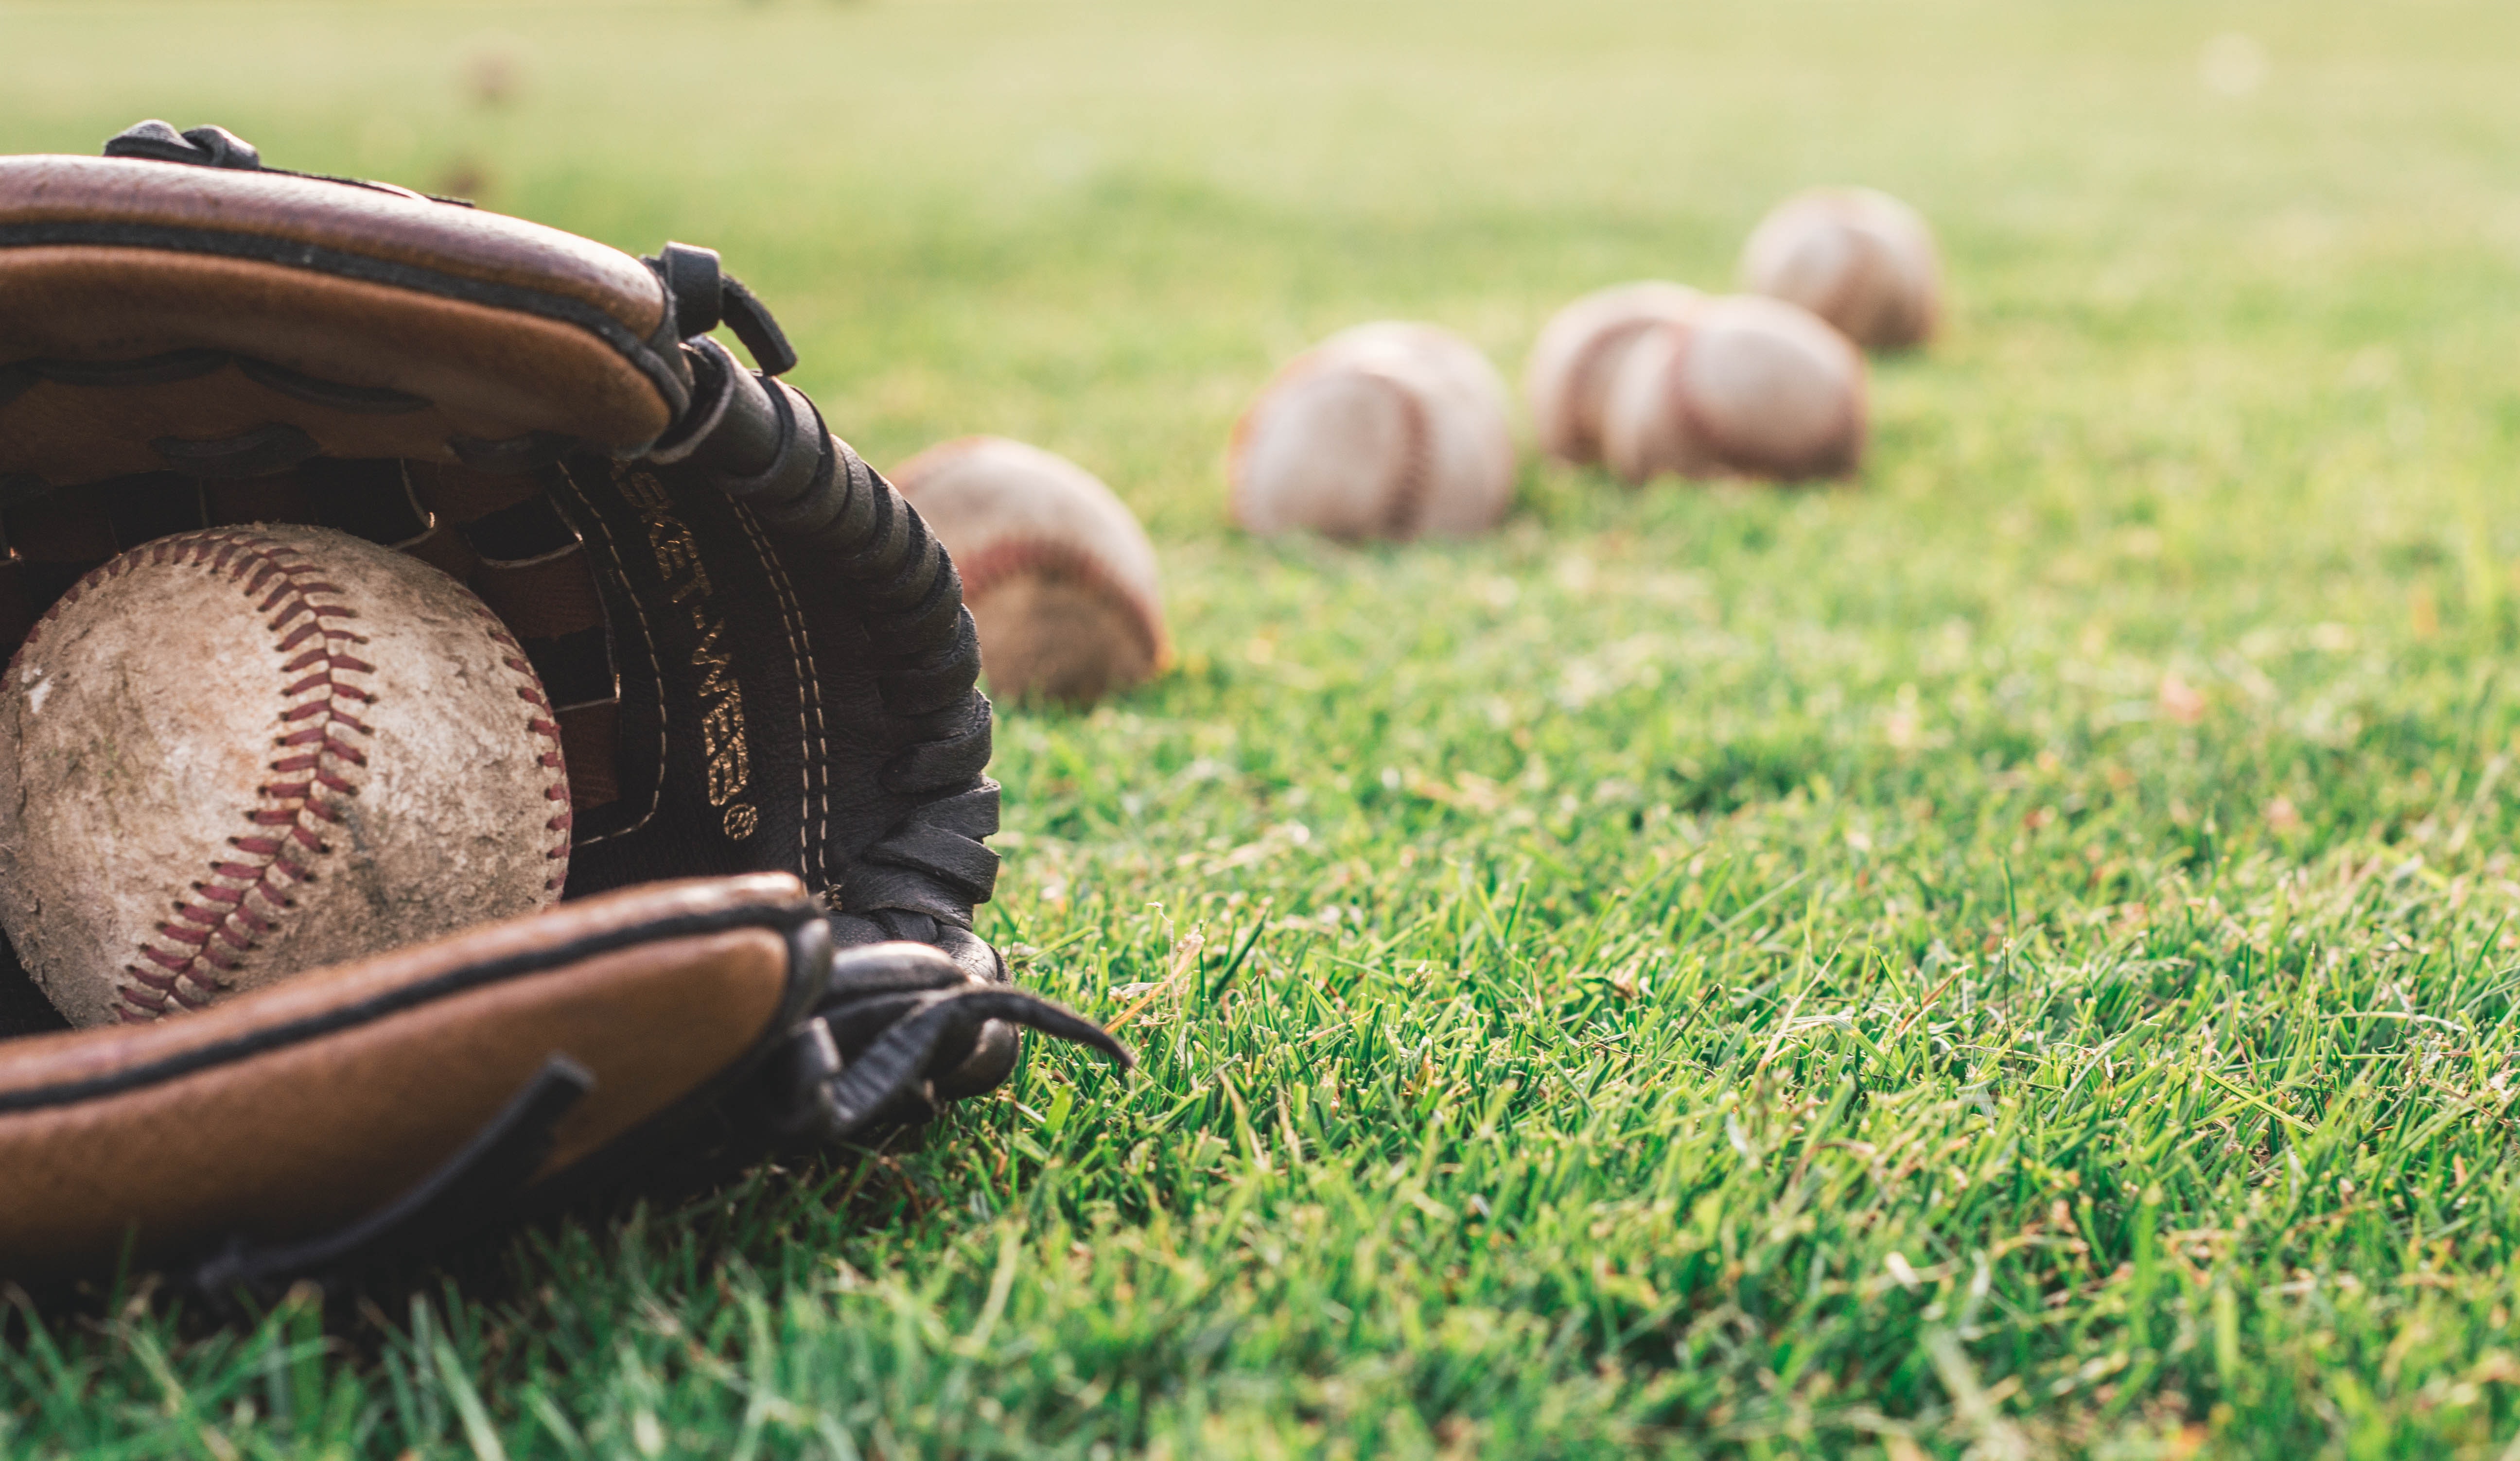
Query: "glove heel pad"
0 874 820 1281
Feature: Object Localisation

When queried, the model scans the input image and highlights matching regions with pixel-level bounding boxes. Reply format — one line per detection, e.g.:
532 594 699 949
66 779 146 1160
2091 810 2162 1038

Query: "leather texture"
0 250 673 480
0 122 1129 1288
0 875 815 1278
891 436 1172 706
0 155 666 336
0 152 685 488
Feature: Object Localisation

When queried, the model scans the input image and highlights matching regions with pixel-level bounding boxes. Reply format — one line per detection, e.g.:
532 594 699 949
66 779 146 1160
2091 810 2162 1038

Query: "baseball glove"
0 122 1126 1292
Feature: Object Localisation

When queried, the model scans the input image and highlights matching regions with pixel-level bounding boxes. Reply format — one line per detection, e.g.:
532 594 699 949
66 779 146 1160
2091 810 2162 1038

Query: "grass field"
10 0 2520 1455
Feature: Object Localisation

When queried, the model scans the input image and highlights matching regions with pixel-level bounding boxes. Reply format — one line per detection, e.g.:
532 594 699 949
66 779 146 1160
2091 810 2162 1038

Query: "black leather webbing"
665 345 1003 931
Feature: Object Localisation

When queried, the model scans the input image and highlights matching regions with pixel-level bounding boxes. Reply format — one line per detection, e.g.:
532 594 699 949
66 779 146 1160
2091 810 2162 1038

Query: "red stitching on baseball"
1564 318 1657 462
1381 370 1434 541
457 598 576 888
18 529 379 1023
951 539 1168 668
1658 320 1711 482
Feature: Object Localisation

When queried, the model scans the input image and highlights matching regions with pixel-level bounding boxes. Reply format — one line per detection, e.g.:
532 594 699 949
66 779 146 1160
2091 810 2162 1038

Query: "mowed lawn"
10 0 2520 1455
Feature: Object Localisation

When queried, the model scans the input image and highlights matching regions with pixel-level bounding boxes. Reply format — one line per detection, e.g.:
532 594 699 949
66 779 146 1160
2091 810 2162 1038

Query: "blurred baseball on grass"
891 436 1168 708
1739 187 1941 351
1524 281 1705 467
1601 294 1867 486
1229 322 1514 541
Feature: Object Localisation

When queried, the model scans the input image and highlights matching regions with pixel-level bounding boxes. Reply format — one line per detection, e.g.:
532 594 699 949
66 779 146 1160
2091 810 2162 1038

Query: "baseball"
891 436 1169 707
1523 281 1705 466
1599 294 1867 485
0 525 571 1027
1229 321 1515 541
1738 187 1942 351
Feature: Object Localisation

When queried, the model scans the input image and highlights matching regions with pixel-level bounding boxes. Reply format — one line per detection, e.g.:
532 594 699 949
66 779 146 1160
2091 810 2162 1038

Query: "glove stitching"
724 496 832 892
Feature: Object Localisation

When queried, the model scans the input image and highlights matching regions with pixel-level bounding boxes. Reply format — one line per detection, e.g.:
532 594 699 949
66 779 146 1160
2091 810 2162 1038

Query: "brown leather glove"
0 122 1126 1291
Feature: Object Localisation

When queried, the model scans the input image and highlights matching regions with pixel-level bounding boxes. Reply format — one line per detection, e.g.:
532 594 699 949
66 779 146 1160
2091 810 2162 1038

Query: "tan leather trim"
0 250 674 482
0 873 805 1269
0 157 664 338
0 872 804 1095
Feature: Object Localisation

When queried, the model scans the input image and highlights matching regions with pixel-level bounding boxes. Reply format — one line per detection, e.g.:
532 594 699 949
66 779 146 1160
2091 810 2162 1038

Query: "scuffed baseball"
0 525 570 1027
1739 187 1941 351
1600 294 1867 485
1524 282 1705 466
891 436 1168 707
1229 322 1515 541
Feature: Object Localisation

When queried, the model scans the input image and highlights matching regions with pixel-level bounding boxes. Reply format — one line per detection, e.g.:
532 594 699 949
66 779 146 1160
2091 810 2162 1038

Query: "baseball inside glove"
0 122 1126 1291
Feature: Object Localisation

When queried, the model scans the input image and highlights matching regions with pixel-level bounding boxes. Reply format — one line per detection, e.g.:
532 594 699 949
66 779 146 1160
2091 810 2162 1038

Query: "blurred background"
9 0 2514 549
14 7 2520 1450
17 0 2520 891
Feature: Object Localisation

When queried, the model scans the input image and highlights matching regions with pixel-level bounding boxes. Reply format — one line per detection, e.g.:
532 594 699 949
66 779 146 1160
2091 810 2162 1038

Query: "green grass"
11 0 2520 1454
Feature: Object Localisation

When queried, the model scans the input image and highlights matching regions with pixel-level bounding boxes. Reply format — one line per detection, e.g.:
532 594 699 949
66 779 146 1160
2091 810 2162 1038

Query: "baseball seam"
1663 323 1716 481
1372 369 1435 541
954 539 1169 668
477 615 575 893
1817 229 1877 345
14 529 572 1023
1559 320 1647 465
19 530 373 1023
